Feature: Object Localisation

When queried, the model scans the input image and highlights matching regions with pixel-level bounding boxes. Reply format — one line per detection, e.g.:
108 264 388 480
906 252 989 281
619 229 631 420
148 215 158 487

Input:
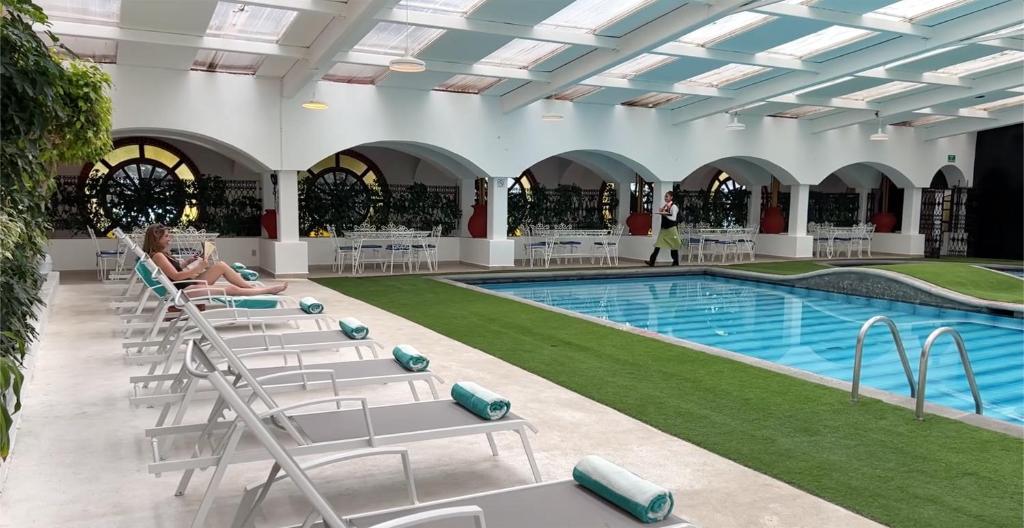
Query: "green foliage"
808 192 860 226
0 1 112 459
386 183 462 235
299 177 461 236
507 184 618 236
674 188 751 227
187 177 262 236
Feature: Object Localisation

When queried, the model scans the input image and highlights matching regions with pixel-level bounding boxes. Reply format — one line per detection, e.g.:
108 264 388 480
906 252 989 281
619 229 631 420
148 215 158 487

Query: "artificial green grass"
725 261 831 275
870 262 1024 304
315 275 1023 528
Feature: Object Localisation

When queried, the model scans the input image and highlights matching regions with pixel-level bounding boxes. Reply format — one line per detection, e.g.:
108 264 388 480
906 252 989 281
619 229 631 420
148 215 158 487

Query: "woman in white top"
646 191 681 266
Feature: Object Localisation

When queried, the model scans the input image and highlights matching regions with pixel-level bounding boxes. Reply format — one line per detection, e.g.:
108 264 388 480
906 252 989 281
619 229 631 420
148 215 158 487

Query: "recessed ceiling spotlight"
541 113 564 122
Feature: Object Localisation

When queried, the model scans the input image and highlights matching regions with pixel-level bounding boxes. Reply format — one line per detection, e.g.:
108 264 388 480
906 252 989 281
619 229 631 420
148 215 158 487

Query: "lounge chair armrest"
258 396 378 446
367 506 486 528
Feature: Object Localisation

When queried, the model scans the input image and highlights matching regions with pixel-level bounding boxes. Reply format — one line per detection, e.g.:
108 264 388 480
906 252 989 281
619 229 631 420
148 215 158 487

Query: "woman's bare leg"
200 261 255 288
185 282 286 298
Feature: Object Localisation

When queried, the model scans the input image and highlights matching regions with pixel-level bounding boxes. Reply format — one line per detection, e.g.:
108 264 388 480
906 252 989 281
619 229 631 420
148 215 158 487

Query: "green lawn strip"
725 261 832 275
315 276 1022 528
927 256 1024 266
870 263 1024 304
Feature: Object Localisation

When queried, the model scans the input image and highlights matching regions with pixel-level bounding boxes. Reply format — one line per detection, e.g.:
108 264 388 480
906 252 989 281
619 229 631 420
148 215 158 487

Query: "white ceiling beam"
44 20 307 58
855 68 971 87
752 4 935 38
282 0 399 98
670 2 1024 125
921 107 1023 140
766 94 879 110
653 42 821 72
579 77 735 99
374 8 619 49
810 67 1022 132
912 107 996 119
975 37 1024 50
335 51 550 81
244 0 347 16
500 0 758 113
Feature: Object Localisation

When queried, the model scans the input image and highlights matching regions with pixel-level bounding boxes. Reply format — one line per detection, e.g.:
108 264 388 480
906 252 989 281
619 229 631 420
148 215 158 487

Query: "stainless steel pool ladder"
851 316 917 402
851 316 983 421
915 327 983 421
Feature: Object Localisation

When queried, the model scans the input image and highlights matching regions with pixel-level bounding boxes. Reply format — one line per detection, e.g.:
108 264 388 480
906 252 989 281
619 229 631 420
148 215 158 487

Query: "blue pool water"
479 274 1024 425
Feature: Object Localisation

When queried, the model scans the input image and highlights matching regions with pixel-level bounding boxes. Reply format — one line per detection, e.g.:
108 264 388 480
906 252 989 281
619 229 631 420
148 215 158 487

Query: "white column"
901 187 922 234
788 184 810 236
856 187 869 224
259 170 308 276
747 184 762 228
616 181 631 228
486 177 508 240
459 178 476 237
276 170 300 242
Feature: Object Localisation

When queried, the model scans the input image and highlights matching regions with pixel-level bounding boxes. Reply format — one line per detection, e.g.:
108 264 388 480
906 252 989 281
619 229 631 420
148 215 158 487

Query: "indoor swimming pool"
477 274 1024 425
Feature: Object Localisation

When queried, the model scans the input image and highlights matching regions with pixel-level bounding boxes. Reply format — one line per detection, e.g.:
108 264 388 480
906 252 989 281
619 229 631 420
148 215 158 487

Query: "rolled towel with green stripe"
572 455 674 524
239 269 259 282
451 381 509 420
231 262 247 271
392 344 429 372
299 296 324 314
338 317 369 339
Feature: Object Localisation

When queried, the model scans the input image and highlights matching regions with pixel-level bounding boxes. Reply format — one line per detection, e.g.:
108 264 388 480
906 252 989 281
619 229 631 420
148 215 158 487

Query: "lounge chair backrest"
135 259 169 299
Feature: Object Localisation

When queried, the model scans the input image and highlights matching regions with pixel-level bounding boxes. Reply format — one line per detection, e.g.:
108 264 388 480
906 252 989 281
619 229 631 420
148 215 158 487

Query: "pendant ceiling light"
541 113 564 121
301 79 328 110
390 3 426 73
725 112 746 131
869 111 889 141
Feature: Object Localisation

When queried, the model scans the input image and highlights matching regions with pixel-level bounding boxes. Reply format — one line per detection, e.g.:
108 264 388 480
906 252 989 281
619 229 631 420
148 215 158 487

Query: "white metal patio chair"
411 225 441 272
593 225 623 266
88 226 123 281
327 226 360 274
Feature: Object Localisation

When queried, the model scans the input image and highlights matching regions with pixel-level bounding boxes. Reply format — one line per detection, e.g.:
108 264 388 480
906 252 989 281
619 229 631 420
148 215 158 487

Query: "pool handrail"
851 315 917 402
915 327 983 420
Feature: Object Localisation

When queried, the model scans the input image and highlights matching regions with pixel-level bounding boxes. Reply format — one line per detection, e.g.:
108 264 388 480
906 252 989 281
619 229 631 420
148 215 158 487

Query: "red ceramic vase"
468 203 487 238
871 211 897 233
260 209 278 239
760 206 785 234
625 212 652 235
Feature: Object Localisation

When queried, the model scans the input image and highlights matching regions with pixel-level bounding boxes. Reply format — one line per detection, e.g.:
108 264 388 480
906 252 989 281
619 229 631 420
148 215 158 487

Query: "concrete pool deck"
0 276 886 527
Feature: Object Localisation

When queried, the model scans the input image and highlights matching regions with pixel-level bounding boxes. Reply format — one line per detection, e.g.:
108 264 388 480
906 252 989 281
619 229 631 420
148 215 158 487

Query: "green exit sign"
947 154 956 162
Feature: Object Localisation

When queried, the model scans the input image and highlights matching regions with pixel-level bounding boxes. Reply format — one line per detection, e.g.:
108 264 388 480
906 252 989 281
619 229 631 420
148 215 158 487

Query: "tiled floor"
0 276 884 527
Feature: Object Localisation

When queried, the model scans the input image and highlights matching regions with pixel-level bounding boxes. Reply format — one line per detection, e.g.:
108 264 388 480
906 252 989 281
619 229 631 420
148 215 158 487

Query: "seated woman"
143 224 287 297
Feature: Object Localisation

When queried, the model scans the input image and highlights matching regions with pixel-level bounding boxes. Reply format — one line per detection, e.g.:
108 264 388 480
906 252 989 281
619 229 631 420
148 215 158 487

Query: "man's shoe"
645 260 655 267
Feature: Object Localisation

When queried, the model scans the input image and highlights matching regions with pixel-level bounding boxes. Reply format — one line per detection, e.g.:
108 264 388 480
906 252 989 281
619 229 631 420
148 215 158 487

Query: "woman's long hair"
142 224 169 256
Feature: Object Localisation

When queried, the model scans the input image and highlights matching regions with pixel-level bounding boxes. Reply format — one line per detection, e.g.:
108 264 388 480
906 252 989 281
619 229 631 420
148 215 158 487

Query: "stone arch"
932 164 967 188
113 128 271 173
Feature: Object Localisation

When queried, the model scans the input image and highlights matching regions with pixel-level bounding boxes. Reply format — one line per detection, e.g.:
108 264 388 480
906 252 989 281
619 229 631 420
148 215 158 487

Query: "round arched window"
507 170 538 197
708 171 745 195
302 150 388 234
80 138 200 235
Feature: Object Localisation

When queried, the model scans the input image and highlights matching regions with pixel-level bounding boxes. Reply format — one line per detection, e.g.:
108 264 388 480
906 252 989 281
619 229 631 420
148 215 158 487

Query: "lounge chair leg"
486 432 499 456
426 378 439 400
518 428 542 483
190 426 244 528
407 380 421 402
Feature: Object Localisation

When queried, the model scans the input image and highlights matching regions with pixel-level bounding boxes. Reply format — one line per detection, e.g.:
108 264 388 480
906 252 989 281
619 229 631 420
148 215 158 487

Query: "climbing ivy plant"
0 0 113 460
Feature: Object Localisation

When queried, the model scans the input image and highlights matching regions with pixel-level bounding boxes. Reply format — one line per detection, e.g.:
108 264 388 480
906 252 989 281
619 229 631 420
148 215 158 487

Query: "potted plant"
761 177 785 234
626 175 652 235
467 178 487 238
871 177 897 233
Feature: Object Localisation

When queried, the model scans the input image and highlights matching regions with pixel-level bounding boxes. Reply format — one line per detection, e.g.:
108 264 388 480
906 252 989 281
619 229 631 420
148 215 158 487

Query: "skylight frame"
537 0 657 35
621 92 685 108
400 0 487 16
601 53 676 79
48 34 117 63
892 115 956 127
674 0 811 47
770 105 834 118
685 63 770 88
435 74 502 94
323 63 389 85
192 49 264 75
968 93 1024 112
869 0 970 22
206 2 298 42
34 0 121 24
478 39 568 70
763 25 877 60
837 81 924 101
354 22 446 57
551 85 601 101
932 50 1024 77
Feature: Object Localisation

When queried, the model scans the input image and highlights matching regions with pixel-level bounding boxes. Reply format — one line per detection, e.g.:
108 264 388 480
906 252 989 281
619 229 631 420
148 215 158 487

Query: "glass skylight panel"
35 0 120 24
677 11 772 47
892 115 955 127
932 50 1024 77
771 105 833 118
976 23 1023 40
838 81 923 101
52 35 117 63
686 64 769 87
207 2 297 41
355 23 445 56
602 54 675 79
192 50 263 75
478 39 567 69
763 25 876 59
969 94 1024 111
551 85 601 101
621 92 684 108
435 74 501 94
870 0 969 22
400 0 484 15
323 63 389 85
538 0 654 34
